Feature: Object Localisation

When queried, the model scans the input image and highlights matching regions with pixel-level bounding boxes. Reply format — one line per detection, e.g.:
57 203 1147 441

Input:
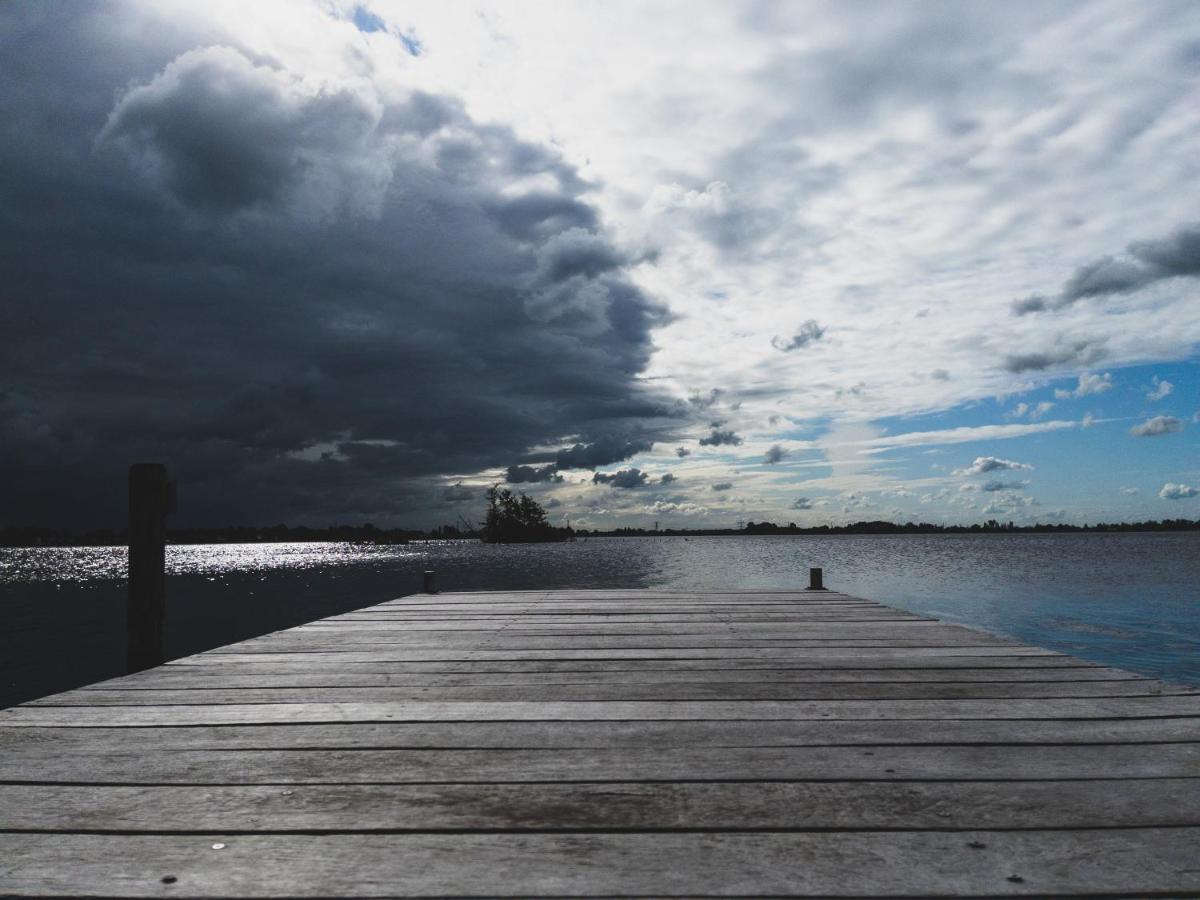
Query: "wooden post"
808 567 824 591
127 463 174 673
423 570 438 594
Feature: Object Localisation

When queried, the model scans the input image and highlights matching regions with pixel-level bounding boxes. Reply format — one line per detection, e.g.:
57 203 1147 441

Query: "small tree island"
482 486 574 543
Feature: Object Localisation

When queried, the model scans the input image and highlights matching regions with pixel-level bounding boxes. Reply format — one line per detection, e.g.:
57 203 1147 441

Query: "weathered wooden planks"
6 694 1200 726
1 587 1198 898
2 830 1199 897
4 779 1198 831
1 742 1196 784
31 680 1190 703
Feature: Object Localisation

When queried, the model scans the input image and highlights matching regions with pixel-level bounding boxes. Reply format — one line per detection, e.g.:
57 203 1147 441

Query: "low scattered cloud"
687 389 725 410
1002 340 1105 374
982 479 1027 492
442 482 475 502
790 496 814 510
1119 486 1139 496
711 481 733 492
699 428 743 447
835 382 867 399
1130 416 1183 437
929 369 950 382
1159 483 1198 500
1008 401 1056 420
1054 372 1112 400
1147 377 1174 402
674 447 692 458
981 496 1037 515
772 319 825 352
659 472 677 485
763 444 788 464
954 456 1033 477
555 436 655 471
506 464 563 484
1013 222 1200 315
592 468 650 489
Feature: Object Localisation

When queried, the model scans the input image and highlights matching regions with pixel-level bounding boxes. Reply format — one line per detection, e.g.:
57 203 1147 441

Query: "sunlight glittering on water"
0 542 422 584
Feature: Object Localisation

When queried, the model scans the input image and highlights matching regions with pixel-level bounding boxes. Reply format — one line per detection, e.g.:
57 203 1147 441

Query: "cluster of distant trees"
580 518 1200 537
481 486 573 543
4 510 1199 547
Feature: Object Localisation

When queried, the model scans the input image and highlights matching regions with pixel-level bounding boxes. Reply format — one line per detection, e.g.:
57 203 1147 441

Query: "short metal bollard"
807 567 825 591
423 570 438 594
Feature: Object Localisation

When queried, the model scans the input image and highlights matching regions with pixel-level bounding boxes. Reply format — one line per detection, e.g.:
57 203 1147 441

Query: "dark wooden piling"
808 566 825 590
126 463 174 673
423 570 438 594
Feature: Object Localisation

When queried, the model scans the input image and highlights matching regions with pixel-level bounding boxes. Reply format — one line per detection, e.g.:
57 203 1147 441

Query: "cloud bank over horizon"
1 0 1197 529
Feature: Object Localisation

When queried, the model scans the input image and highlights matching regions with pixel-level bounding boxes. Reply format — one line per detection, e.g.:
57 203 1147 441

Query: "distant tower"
654 520 659 532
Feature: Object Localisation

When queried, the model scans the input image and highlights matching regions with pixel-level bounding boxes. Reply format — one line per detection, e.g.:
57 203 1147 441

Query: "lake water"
2 533 1198 708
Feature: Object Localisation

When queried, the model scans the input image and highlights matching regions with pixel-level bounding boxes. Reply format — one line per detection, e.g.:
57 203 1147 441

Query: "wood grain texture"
2 830 1199 897
4 779 1198 831
2 587 1197 898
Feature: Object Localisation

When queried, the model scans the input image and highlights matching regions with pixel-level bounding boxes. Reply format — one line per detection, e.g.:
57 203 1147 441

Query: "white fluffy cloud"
1147 377 1174 401
954 456 1034 477
1054 372 1112 400
1159 483 1198 500
1130 416 1184 437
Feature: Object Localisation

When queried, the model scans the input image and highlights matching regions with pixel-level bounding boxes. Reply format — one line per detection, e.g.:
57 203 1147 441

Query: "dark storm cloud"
699 428 744 447
674 446 692 458
534 228 629 283
483 193 599 241
592 468 649 489
0 4 673 527
659 472 677 485
97 47 321 214
1013 222 1200 315
771 320 825 352
505 465 564 484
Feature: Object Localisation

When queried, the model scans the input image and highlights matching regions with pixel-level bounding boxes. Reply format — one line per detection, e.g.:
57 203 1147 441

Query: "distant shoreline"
2 518 1198 548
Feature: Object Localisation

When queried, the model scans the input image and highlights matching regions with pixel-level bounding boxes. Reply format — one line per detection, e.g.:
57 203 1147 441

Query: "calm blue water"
1 533 1197 707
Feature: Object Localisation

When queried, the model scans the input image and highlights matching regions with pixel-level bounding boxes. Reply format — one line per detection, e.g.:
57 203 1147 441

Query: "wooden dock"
2 588 1199 897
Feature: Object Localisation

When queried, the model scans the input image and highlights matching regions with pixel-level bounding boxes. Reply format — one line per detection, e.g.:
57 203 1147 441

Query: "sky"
1 0 1198 530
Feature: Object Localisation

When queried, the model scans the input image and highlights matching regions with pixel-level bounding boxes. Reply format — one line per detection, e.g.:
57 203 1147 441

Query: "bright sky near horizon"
1 0 1197 528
